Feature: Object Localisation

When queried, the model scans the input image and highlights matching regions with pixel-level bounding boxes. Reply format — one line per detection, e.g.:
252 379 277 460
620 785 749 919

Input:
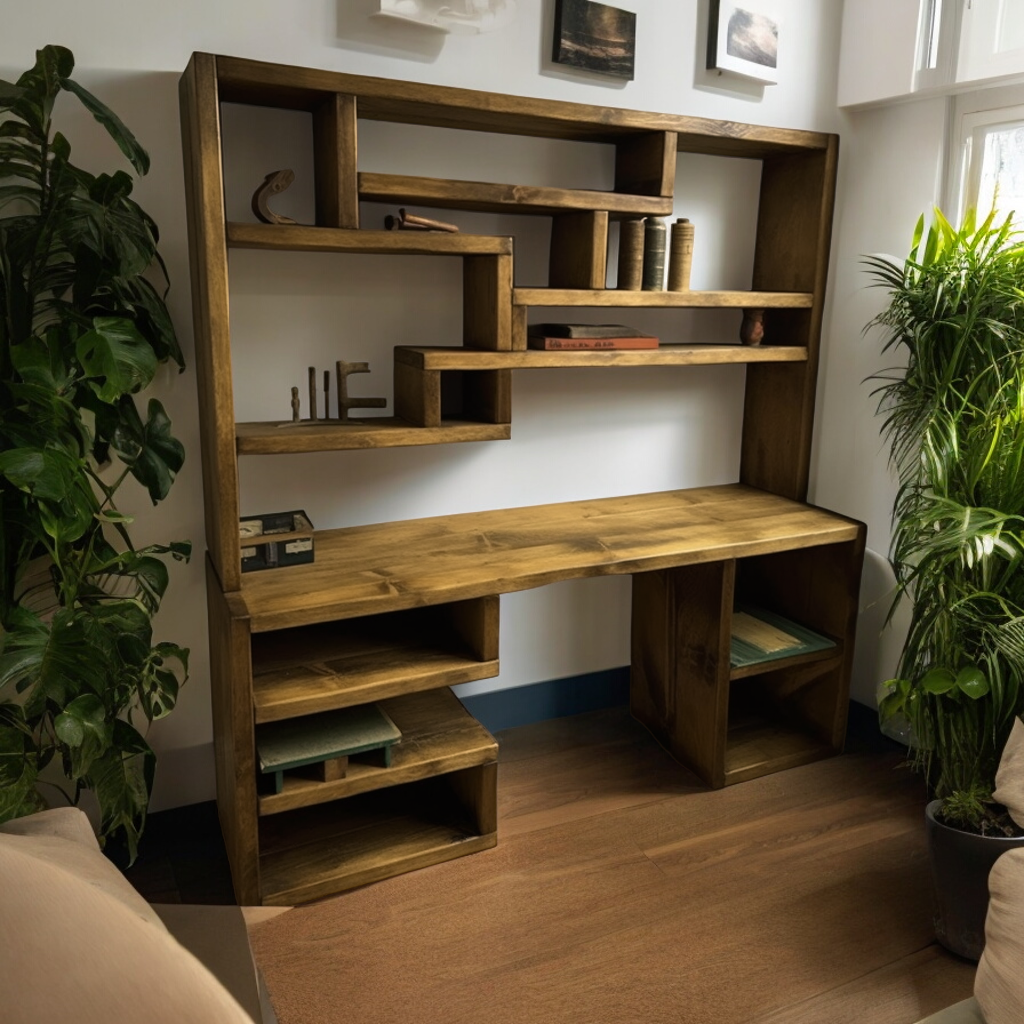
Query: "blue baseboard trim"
460 667 631 733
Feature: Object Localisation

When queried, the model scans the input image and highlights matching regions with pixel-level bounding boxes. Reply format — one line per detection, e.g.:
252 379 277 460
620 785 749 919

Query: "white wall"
3 0 852 810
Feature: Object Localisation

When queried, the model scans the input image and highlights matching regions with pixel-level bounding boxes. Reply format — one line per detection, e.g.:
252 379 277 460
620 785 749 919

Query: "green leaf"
920 668 957 694
54 693 112 777
87 720 154 863
75 317 157 402
955 666 990 699
60 77 150 176
109 398 185 504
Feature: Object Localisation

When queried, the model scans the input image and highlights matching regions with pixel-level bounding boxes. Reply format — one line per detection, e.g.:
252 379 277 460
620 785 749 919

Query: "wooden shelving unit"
180 52 864 905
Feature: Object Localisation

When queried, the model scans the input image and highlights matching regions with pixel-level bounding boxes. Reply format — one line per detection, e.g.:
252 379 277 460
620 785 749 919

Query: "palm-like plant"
0 46 190 859
867 208 1024 833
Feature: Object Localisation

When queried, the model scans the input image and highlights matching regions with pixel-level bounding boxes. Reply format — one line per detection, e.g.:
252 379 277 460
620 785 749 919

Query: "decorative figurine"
740 309 765 346
281 361 387 426
252 169 298 225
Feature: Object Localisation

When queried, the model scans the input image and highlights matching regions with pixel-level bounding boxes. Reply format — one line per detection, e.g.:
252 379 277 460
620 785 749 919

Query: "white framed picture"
374 0 517 34
707 1 779 85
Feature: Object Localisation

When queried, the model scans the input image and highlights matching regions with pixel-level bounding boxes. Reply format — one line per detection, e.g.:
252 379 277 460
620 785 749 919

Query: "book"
527 323 654 340
528 335 659 350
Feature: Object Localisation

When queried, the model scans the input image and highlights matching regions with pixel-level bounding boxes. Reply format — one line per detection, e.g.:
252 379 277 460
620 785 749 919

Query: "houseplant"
866 207 1024 957
0 45 190 860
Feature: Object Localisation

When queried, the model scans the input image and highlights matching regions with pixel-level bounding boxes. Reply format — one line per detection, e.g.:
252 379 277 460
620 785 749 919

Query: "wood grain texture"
235 417 510 454
614 131 677 196
393 361 441 428
236 486 863 632
359 172 674 217
312 93 358 228
463 254 512 350
180 54 242 591
514 287 813 308
257 689 498 815
226 222 512 255
395 343 807 370
205 556 260 904
212 53 832 155
549 211 608 289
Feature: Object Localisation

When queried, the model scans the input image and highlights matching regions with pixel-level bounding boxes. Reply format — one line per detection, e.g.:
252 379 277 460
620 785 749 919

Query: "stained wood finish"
549 211 609 289
257 688 498 815
464 254 512 350
511 303 528 352
205 557 260 904
614 131 677 196
235 417 510 455
226 222 512 255
180 54 242 591
213 54 831 156
252 598 500 722
236 486 862 633
741 140 839 500
631 562 734 787
358 172 674 217
393 361 441 428
395 344 807 370
513 287 813 308
458 369 512 425
312 93 358 228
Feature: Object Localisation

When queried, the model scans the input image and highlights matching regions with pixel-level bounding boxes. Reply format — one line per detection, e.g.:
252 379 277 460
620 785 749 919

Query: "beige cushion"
0 811 254 1024
993 717 1024 829
975 847 1024 1024
0 807 164 929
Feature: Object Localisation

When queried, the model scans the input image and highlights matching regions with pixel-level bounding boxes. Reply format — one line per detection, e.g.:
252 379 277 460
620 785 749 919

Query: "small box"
240 510 314 573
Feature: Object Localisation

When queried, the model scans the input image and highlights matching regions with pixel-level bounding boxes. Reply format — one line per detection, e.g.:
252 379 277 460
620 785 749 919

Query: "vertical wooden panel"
614 131 677 197
313 93 359 229
393 360 441 427
630 561 735 788
205 556 260 904
179 53 242 592
741 138 838 501
549 211 609 289
448 762 499 838
450 594 500 662
511 304 528 352
463 370 512 424
464 254 512 350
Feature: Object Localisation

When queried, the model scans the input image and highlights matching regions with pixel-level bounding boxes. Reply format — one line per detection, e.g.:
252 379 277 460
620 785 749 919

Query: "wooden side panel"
630 561 735 788
463 370 512 425
180 54 242 591
448 762 499 837
511 304 528 352
205 557 259 903
464 254 513 350
313 93 359 228
549 211 609 289
614 131 677 196
449 594 500 662
741 138 838 501
393 360 441 427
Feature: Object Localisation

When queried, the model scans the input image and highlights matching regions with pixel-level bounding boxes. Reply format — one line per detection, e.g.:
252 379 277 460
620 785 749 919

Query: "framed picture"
707 1 779 85
552 0 636 81
374 0 516 34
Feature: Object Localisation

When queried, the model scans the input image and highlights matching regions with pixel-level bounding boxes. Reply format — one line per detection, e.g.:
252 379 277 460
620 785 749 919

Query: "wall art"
375 0 517 34
552 0 636 80
707 1 778 85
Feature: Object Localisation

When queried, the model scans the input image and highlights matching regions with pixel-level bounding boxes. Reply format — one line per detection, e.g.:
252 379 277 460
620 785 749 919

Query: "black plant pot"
925 798 1024 960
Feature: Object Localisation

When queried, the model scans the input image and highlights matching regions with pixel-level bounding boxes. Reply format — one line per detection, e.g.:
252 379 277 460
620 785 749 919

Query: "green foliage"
867 208 1024 832
0 46 190 859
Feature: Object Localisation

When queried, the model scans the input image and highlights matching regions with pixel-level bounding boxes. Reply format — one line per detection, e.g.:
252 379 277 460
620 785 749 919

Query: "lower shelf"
723 713 834 786
258 769 497 905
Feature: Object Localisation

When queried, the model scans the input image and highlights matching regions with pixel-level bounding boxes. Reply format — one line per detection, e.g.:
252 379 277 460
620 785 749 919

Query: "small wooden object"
336 360 387 422
257 703 402 795
252 169 298 226
642 216 666 291
740 309 765 346
617 218 644 290
385 208 460 233
283 363 387 425
667 218 694 291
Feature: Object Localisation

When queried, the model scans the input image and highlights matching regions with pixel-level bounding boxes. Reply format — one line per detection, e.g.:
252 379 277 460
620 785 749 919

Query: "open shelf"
257 768 497 904
236 417 510 455
513 288 815 308
252 599 499 722
729 605 837 677
257 689 497 815
396 344 807 371
358 172 674 217
723 712 834 786
226 222 512 256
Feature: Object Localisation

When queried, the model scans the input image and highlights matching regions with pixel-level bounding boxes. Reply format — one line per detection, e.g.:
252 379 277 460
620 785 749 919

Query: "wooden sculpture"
252 169 298 225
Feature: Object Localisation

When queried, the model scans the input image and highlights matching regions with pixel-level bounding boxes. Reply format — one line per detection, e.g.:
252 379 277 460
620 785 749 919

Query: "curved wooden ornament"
252 169 298 225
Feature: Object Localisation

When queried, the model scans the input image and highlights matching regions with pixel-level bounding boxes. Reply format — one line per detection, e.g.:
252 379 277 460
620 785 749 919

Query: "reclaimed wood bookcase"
180 53 866 906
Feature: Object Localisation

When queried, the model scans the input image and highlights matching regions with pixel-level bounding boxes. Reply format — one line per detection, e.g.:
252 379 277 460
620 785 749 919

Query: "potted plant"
0 45 190 860
866 208 1024 959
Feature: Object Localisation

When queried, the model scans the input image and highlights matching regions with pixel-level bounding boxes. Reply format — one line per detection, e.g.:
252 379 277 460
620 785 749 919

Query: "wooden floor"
243 706 976 1024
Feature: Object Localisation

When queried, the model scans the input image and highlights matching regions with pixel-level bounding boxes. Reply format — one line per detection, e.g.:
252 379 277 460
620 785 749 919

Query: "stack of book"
527 323 659 350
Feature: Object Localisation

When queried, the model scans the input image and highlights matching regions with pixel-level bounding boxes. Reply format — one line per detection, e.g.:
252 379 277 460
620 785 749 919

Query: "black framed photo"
552 0 636 81
707 1 779 85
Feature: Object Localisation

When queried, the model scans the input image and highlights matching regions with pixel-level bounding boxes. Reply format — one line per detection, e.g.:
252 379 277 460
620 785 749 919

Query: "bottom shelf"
723 712 834 786
258 767 497 905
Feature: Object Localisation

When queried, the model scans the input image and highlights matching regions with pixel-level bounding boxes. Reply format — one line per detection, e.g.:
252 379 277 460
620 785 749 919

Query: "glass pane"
997 1 1024 53
976 124 1024 229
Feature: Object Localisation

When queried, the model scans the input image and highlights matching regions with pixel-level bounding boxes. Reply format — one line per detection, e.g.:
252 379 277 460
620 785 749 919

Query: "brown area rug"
248 754 974 1024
